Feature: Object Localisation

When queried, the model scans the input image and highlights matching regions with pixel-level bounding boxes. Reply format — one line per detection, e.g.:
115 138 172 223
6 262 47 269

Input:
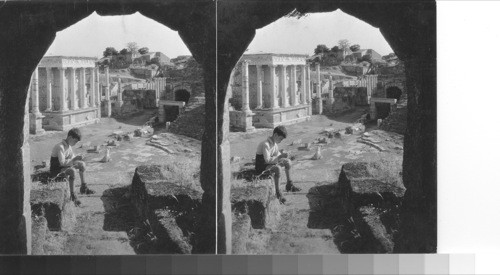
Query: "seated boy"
255 126 301 204
50 128 95 206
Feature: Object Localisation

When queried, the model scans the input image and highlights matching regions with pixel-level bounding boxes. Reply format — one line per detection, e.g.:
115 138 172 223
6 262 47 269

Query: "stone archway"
216 2 436 254
0 1 216 254
386 86 403 101
175 89 191 105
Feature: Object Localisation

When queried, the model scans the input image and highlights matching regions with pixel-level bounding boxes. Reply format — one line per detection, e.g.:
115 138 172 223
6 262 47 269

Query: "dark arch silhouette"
386 86 402 102
175 89 191 105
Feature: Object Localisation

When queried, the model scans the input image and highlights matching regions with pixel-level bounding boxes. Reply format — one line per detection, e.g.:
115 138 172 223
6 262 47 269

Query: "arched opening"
1 8 213 255
175 89 191 105
216 1 436 255
386 86 402 102
227 9 410 254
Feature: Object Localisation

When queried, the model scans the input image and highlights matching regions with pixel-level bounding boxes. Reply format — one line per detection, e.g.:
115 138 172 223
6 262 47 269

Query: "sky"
45 12 192 58
45 10 393 58
247 10 393 56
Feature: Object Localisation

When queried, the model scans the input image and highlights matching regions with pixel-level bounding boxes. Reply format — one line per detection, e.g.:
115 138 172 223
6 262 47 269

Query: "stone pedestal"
104 100 112 118
29 113 45 135
229 110 255 132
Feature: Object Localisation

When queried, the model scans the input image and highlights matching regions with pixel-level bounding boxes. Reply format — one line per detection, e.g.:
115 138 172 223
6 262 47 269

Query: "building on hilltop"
351 49 382 61
133 51 172 66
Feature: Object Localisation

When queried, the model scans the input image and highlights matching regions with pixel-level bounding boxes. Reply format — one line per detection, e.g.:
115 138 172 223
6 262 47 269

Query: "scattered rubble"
312 146 323 160
100 148 112 162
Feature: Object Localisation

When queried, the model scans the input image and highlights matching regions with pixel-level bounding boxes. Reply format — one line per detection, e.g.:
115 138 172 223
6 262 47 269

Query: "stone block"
151 209 194 254
338 162 406 208
352 206 394 253
231 213 251 254
130 165 203 254
30 185 74 231
31 216 48 255
231 183 280 229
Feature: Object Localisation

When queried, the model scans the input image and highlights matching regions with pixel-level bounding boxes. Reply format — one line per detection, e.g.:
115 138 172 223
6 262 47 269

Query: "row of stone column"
30 66 101 114
240 61 313 112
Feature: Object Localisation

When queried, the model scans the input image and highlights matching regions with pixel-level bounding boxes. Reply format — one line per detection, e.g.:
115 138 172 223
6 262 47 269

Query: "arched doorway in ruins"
386 86 402 102
0 3 216 255
174 89 191 105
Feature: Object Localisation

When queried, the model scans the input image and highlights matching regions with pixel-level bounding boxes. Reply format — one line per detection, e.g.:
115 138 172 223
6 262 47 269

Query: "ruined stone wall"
330 87 357 114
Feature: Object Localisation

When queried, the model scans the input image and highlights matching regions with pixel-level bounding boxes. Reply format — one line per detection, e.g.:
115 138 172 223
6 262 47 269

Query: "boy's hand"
279 152 289 159
73 155 84 161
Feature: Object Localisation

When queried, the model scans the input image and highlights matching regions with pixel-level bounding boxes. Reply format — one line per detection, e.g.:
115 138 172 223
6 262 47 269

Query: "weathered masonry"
29 56 101 133
228 54 312 131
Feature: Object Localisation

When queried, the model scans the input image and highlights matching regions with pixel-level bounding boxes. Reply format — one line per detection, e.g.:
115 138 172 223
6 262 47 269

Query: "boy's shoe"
70 193 81 207
286 181 301 192
276 192 286 204
80 183 96 195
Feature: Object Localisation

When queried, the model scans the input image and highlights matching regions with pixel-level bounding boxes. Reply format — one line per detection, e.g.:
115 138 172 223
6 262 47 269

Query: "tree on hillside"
103 47 118 57
350 44 361 52
119 48 128 55
338 39 350 51
331 45 340 52
138 47 149 55
361 54 372 63
314 44 330 55
126 42 139 53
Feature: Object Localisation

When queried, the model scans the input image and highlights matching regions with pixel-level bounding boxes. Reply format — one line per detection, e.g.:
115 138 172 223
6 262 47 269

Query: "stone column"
239 60 254 131
327 75 334 111
69 68 78 110
315 63 322 114
79 68 88 108
280 65 288 108
29 68 45 135
104 66 111 117
256 65 263 109
269 65 278 109
290 65 298 106
58 68 68 112
45 68 53 111
306 63 312 103
89 68 95 108
241 60 251 112
30 68 41 116
300 65 306 104
116 77 123 115
95 67 101 118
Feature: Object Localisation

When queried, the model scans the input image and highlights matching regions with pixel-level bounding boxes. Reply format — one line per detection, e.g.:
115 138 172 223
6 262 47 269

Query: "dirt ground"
229 107 404 254
29 110 201 255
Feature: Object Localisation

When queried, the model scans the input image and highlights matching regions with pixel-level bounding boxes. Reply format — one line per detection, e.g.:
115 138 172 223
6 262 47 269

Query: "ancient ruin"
228 54 312 131
0 1 435 257
29 56 100 133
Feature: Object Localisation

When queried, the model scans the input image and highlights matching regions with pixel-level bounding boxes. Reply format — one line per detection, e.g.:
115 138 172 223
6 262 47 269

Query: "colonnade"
30 66 100 114
240 60 313 112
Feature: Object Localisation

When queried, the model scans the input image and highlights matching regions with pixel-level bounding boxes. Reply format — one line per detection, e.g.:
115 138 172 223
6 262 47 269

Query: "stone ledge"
339 162 405 208
352 206 395 253
30 182 75 231
31 216 48 255
231 213 251 254
231 182 280 229
130 165 203 254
